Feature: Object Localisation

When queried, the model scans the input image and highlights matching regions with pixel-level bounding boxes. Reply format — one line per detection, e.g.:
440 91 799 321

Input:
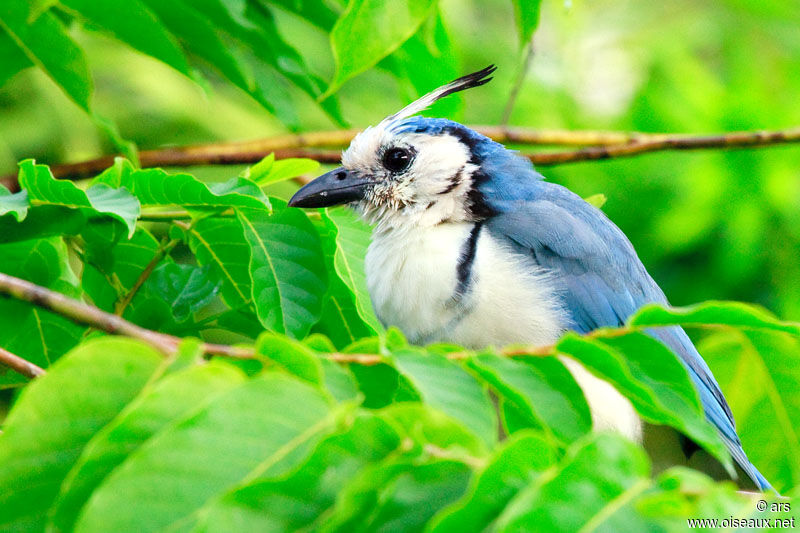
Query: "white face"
341 125 480 229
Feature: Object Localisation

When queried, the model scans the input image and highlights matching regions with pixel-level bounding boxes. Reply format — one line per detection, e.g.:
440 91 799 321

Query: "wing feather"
484 181 770 490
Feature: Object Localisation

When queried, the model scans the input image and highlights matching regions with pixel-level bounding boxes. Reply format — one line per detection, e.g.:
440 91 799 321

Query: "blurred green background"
2 0 799 319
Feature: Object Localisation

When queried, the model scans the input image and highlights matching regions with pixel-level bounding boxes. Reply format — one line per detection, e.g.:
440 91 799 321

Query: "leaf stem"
114 236 181 316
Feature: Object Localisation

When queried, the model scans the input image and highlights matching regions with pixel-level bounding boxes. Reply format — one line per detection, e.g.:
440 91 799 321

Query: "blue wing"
482 177 770 490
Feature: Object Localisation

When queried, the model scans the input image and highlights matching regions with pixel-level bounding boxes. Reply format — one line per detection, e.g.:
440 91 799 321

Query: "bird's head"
289 66 536 229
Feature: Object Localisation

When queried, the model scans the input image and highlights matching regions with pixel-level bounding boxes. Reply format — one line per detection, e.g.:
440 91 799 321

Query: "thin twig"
3 126 799 190
0 345 45 379
114 237 181 316
501 42 535 126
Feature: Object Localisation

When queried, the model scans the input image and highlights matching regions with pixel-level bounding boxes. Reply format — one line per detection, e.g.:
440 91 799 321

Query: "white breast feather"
366 223 642 442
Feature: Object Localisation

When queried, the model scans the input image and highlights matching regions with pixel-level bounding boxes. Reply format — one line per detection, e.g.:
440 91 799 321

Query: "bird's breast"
365 221 642 443
365 222 567 348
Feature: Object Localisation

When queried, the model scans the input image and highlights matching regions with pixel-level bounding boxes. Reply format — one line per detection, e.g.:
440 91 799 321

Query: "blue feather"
448 131 774 490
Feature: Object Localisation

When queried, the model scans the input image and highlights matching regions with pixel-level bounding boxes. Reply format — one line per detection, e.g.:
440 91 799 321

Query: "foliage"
1 155 799 530
2 0 800 531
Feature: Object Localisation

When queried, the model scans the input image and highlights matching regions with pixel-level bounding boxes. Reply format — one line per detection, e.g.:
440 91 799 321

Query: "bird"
289 65 771 491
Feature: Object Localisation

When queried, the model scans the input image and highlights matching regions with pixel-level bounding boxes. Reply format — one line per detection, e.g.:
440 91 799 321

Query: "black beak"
288 167 372 208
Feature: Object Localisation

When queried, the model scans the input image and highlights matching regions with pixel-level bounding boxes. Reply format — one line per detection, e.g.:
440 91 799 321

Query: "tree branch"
0 271 564 366
2 126 798 190
0 345 45 379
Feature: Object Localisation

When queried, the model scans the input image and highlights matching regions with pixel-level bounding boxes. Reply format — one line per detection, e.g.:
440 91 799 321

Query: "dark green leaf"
384 11 460 118
59 0 193 78
237 203 327 338
185 215 254 310
0 1 92 110
0 238 85 385
258 0 339 30
139 0 252 89
139 262 221 322
81 226 160 312
0 206 87 244
0 338 163 531
0 25 32 86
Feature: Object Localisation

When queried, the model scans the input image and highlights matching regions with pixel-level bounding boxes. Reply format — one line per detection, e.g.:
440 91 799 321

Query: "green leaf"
139 0 252 89
0 28 32 86
495 434 652 531
258 0 339 30
324 458 472 532
698 329 800 492
384 11 460 119
392 349 498 448
95 161 270 210
194 413 402 532
237 203 327 338
314 207 379 348
59 0 193 78
0 185 28 220
73 373 335 532
0 238 85 385
381 402 485 454
349 362 400 409
19 160 140 237
25 0 56 21
321 207 383 332
630 301 800 336
511 0 542 47
139 262 221 322
557 332 731 470
82 226 160 312
0 205 87 243
324 0 437 97
255 331 324 385
428 431 557 532
188 0 345 125
467 354 592 445
0 1 92 110
251 157 320 186
0 337 163 532
320 358 360 402
49 361 245 533
585 192 608 209
185 216 254 310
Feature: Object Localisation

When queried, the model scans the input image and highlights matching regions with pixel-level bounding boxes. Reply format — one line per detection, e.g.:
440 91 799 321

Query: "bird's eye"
382 147 413 173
